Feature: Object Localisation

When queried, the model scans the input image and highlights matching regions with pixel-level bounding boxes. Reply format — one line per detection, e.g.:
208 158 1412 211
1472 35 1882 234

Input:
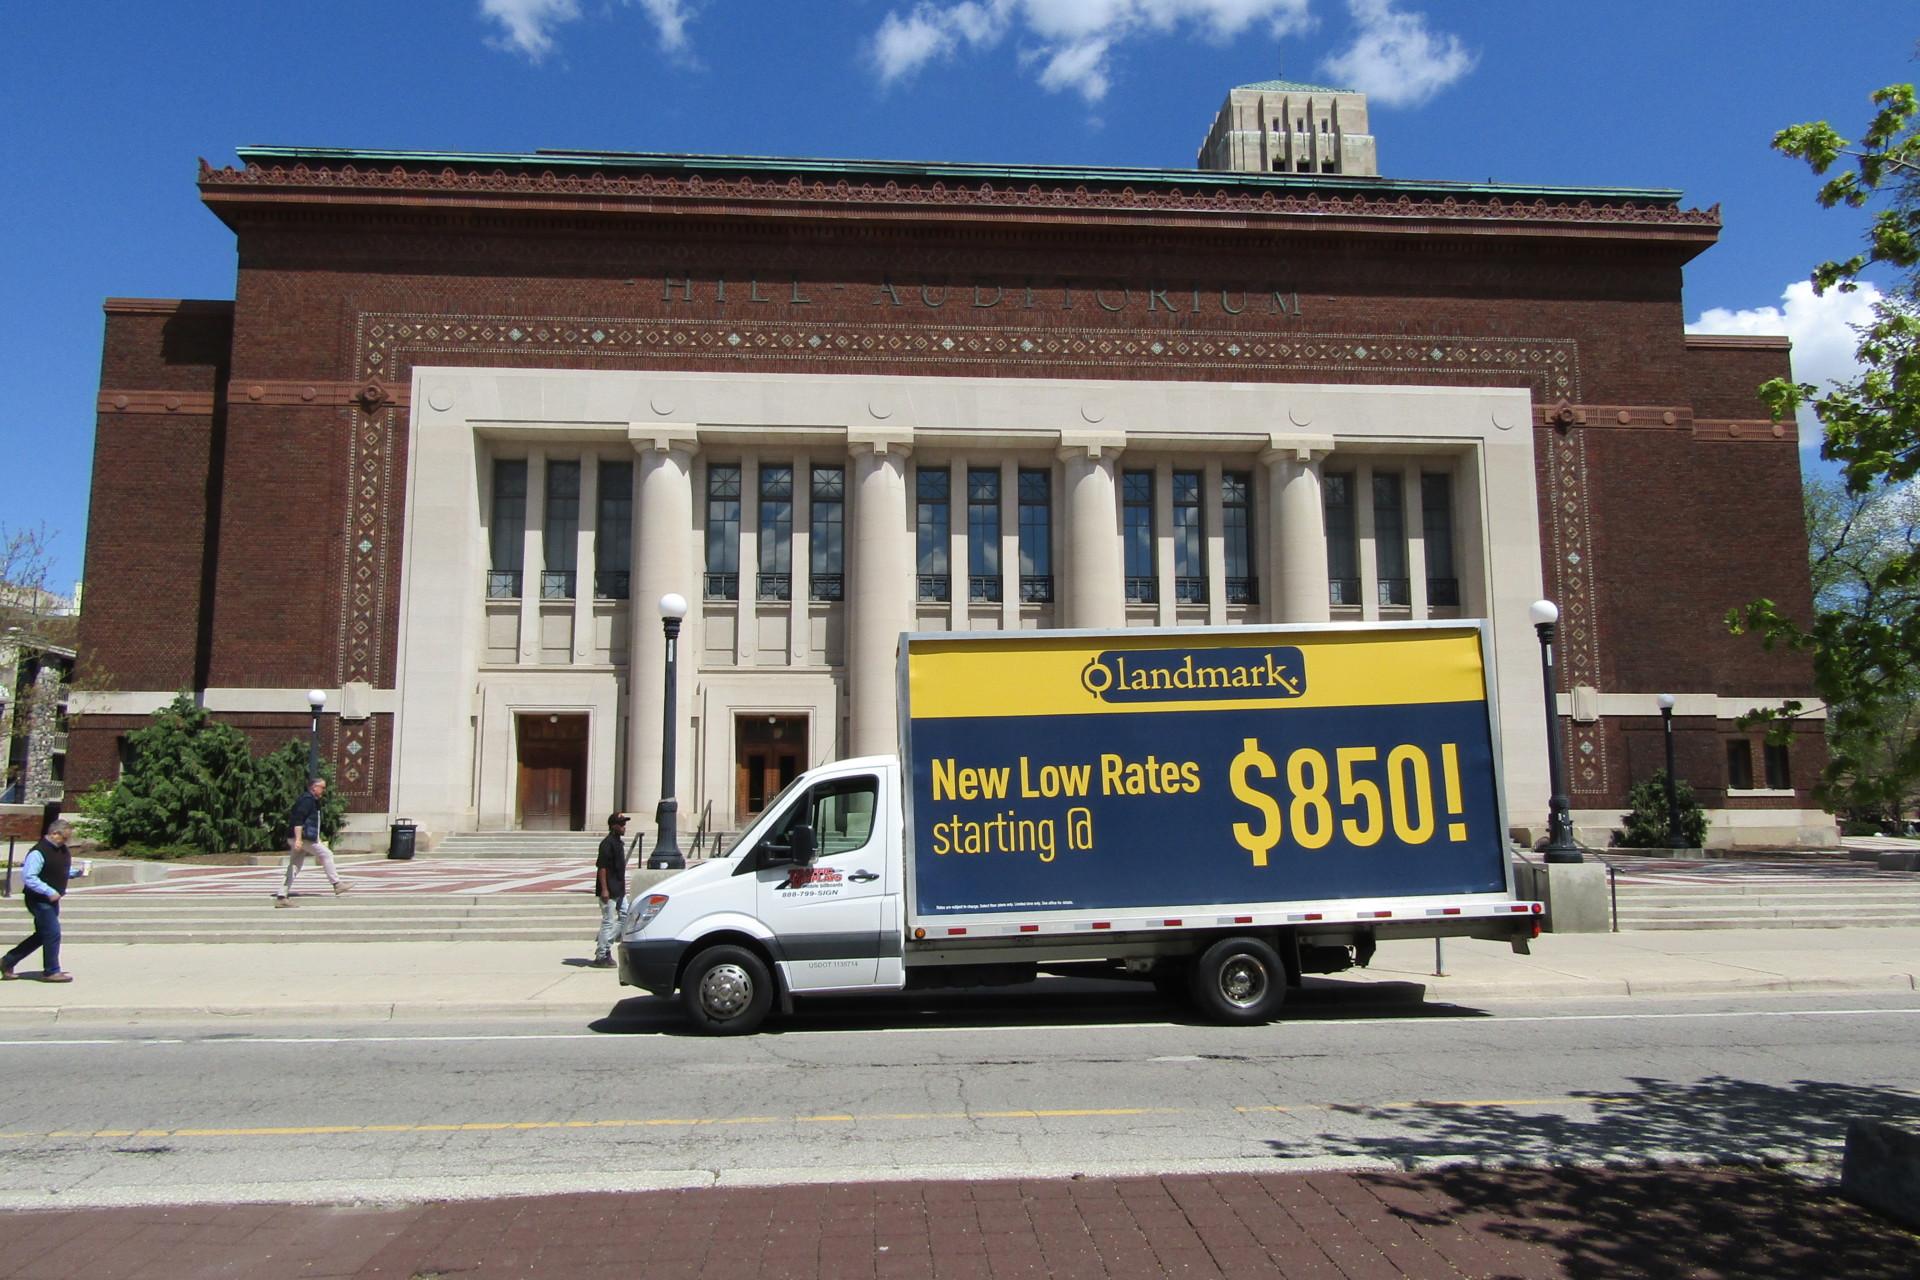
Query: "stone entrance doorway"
736 715 806 822
517 713 588 831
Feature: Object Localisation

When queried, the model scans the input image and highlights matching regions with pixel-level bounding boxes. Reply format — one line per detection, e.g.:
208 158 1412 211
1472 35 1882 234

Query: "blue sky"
2 0 1913 592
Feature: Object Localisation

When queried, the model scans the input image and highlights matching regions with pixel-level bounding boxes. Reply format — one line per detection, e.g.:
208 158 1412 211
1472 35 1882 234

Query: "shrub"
84 694 344 854
1613 770 1710 848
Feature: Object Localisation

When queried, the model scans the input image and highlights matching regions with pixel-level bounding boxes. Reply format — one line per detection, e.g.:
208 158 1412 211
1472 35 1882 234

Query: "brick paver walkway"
0 1166 1911 1279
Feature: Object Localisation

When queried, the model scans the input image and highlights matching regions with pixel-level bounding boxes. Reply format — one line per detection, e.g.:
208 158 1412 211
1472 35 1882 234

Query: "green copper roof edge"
227 145 1689 206
1233 79 1357 94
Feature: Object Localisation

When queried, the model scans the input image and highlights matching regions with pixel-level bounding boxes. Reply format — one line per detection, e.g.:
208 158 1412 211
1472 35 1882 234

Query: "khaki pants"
282 838 340 898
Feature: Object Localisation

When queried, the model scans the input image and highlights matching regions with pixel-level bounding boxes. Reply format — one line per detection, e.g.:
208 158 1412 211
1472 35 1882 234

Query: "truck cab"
618 756 907 1032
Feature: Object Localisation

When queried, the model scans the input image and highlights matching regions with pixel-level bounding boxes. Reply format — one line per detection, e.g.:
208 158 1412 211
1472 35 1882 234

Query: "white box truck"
618 622 1543 1033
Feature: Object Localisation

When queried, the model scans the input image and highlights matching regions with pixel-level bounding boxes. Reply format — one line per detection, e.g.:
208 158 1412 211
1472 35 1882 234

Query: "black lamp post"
647 593 689 870
306 689 326 781
1529 599 1582 863
1657 693 1688 849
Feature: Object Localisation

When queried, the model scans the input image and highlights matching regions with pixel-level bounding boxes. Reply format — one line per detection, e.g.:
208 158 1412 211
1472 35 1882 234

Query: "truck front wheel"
680 945 775 1035
1190 937 1286 1024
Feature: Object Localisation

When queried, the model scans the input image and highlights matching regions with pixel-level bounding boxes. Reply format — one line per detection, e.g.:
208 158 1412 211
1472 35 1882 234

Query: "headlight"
625 894 670 937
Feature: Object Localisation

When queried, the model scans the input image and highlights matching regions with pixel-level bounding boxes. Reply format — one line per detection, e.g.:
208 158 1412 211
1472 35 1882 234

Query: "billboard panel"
902 625 1509 918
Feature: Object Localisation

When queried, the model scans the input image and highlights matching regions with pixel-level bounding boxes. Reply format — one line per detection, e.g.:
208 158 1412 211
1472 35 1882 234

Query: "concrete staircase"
1612 871 1920 931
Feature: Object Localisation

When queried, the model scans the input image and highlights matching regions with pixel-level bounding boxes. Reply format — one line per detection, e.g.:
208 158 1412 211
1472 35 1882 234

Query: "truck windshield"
720 774 808 858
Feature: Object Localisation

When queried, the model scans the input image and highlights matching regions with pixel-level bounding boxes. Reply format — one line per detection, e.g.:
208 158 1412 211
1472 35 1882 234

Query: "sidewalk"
1 1165 1911 1279
0 927 1913 1024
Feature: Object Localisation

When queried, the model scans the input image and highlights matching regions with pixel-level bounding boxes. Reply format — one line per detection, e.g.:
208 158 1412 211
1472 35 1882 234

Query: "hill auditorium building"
72 82 1831 849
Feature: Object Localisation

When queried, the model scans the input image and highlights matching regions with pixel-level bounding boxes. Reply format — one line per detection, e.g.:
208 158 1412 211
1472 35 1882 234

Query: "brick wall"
73 165 1818 815
81 300 232 694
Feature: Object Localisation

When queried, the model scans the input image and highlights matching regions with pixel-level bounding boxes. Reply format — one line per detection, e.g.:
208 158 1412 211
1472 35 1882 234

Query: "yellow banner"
907 627 1487 720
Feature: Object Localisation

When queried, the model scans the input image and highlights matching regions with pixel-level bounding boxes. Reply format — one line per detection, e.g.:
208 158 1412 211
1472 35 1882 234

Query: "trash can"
388 819 417 860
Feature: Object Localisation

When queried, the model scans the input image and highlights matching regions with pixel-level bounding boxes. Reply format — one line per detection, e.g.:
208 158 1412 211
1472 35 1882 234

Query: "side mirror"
789 824 817 866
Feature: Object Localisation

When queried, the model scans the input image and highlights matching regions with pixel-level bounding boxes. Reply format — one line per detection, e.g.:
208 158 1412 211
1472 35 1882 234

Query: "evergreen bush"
1612 770 1709 848
80 694 344 854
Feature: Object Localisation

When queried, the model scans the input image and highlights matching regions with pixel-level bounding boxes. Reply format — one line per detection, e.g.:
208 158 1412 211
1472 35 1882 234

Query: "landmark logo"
1079 647 1307 704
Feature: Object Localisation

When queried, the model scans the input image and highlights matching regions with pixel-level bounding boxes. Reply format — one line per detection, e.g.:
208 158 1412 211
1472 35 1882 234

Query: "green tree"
1613 771 1708 849
1730 79 1920 822
81 694 342 854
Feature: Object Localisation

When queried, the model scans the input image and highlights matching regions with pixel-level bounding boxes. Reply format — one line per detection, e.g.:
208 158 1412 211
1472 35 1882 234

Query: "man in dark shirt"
3 819 75 982
276 778 349 906
592 813 630 967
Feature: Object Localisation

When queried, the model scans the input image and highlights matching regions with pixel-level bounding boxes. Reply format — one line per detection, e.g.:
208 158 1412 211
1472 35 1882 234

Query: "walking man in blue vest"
3 819 75 982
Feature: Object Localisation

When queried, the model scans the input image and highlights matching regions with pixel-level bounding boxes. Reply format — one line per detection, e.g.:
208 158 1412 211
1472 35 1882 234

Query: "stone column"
627 426 699 817
519 450 546 662
1058 433 1125 629
1264 435 1334 624
848 431 913 758
574 452 598 663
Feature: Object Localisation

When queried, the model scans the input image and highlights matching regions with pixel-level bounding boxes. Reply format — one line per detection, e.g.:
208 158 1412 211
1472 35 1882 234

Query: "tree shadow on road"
1264 1074 1920 1167
1361 1164 1920 1279
1264 1076 1920 1276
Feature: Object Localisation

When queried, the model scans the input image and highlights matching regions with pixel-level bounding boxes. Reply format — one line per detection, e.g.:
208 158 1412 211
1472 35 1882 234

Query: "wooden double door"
737 715 807 821
517 714 588 831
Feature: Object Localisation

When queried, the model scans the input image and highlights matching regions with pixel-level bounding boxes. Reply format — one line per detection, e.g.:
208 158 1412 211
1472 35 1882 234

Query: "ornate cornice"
199 159 1721 238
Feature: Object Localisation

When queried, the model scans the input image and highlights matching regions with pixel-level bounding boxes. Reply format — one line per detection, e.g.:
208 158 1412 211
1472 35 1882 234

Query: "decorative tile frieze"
358 312 1581 399
1544 424 1608 797
335 391 398 697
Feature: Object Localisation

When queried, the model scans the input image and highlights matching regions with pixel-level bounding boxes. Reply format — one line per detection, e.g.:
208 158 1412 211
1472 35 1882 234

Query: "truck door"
754 773 889 990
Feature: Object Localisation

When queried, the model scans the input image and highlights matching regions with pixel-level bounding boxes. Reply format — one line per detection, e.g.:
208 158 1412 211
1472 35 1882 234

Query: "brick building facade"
71 133 1829 848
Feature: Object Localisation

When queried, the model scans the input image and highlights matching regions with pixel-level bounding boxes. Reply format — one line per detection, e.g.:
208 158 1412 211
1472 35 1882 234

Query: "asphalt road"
1 981 1917 1208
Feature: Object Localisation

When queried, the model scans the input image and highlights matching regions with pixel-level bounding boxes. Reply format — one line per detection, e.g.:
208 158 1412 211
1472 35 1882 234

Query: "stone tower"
1197 80 1378 176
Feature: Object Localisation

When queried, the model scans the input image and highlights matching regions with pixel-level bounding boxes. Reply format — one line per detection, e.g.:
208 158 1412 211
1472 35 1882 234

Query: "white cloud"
1688 280 1883 446
868 0 1314 102
1318 0 1473 107
480 0 698 61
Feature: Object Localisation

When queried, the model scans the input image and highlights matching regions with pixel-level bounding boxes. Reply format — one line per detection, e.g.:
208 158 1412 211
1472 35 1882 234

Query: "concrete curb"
0 1000 624 1025
2 969 1915 1025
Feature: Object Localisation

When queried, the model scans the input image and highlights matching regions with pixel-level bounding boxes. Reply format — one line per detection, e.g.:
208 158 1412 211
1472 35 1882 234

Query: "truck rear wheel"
1190 937 1286 1024
680 945 774 1035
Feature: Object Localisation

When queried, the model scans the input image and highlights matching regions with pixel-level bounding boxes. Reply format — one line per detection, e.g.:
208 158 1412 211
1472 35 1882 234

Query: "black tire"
680 945 775 1035
1189 936 1286 1024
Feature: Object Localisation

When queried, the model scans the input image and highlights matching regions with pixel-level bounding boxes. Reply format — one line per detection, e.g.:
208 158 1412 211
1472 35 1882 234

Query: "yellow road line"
3 1098 1621 1142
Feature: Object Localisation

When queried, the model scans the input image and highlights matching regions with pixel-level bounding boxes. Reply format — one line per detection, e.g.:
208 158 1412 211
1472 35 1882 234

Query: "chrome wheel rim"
698 964 754 1018
1217 956 1270 1009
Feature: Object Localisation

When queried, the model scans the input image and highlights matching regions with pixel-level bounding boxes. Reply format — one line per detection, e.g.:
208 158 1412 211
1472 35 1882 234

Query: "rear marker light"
1442 908 1461 916
947 928 966 936
1303 913 1323 921
1092 922 1111 930
1163 920 1181 928
1020 925 1039 933
1366 911 1392 919
1234 916 1253 924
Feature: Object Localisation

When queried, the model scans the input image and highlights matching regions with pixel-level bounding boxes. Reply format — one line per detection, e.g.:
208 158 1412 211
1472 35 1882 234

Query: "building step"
1620 916 1920 931
424 833 735 860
